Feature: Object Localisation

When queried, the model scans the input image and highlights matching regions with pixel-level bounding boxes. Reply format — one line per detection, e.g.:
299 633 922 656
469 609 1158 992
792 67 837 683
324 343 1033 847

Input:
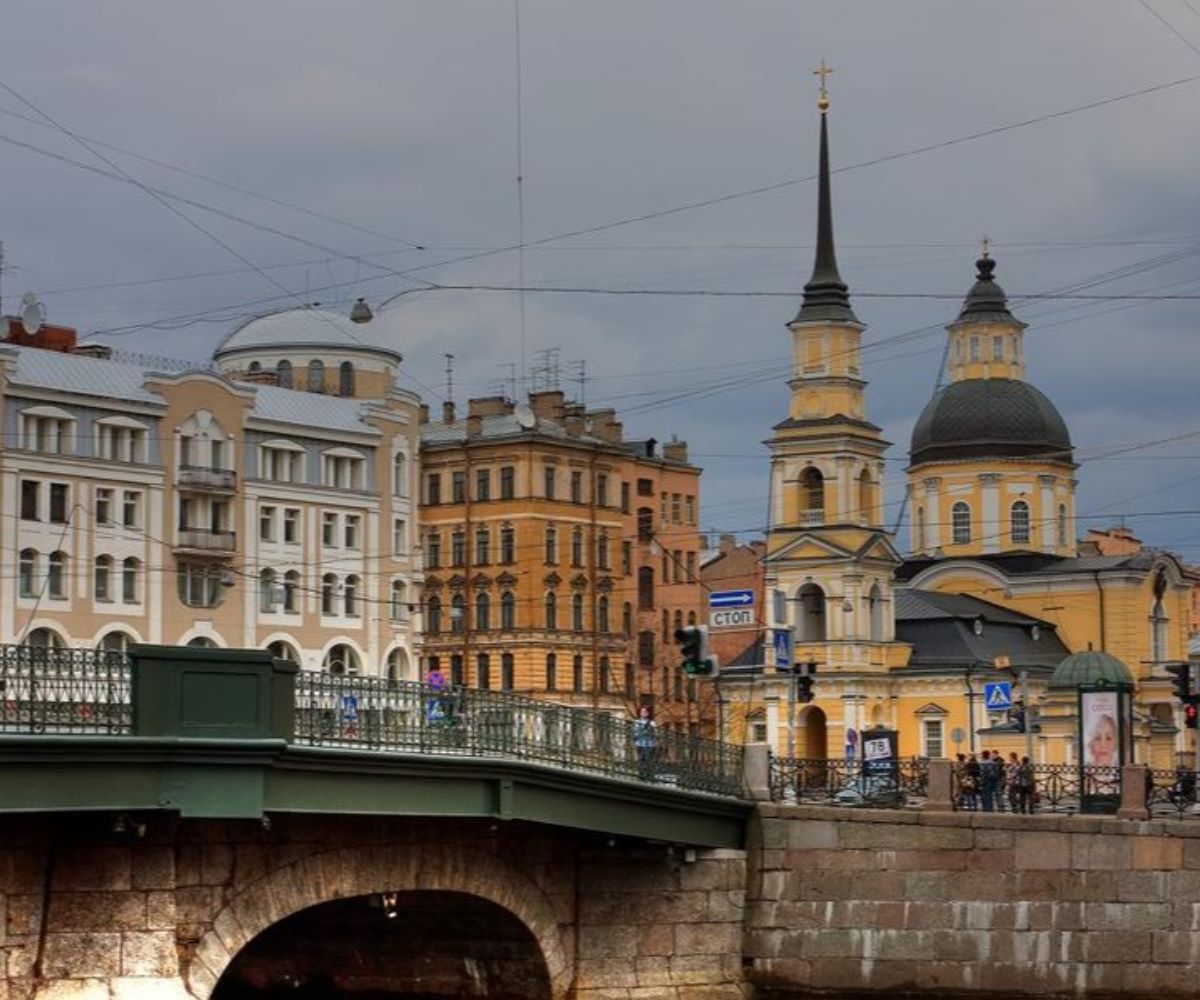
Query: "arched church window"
857 469 872 526
1010 501 1031 544
339 361 355 396
1151 571 1169 664
799 467 824 518
868 583 884 642
307 359 325 392
951 502 971 545
276 360 293 388
796 583 826 642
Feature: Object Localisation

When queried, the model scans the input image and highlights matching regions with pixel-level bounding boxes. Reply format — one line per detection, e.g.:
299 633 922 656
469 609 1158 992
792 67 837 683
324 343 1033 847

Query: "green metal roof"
1048 650 1134 690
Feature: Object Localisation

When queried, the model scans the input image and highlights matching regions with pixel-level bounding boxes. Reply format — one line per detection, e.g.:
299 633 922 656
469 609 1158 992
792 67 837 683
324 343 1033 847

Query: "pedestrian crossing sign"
984 682 1013 710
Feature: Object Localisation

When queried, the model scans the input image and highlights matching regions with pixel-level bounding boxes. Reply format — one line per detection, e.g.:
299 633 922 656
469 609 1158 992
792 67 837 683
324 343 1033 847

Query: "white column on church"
980 473 1001 553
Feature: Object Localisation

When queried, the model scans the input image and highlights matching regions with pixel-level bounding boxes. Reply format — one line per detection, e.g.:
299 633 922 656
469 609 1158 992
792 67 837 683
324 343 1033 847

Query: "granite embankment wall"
746 803 1200 997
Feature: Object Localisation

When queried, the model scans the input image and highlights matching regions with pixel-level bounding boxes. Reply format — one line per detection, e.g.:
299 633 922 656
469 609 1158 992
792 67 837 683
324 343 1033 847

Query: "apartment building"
0 308 422 676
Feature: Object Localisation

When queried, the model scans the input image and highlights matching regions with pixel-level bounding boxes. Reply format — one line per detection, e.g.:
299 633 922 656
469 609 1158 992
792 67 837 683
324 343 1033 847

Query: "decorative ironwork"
294 673 744 797
0 644 131 734
948 761 1121 814
769 755 927 807
1148 768 1200 818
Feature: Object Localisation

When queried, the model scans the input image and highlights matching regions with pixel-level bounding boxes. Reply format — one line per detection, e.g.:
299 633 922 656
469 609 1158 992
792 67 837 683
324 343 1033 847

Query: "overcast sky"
3 1 1199 562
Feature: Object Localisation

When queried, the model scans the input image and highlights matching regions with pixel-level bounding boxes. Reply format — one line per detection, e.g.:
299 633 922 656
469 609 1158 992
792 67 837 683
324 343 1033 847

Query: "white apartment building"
0 306 422 677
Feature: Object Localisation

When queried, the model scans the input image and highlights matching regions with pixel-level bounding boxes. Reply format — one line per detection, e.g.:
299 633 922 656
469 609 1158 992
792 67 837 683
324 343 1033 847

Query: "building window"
638 567 654 611
450 654 464 687
637 508 653 542
26 627 65 651
572 593 584 632
338 361 355 396
970 336 980 362
19 549 37 598
501 591 515 630
261 445 304 484
22 410 74 454
672 550 682 583
277 360 293 388
800 467 824 515
476 469 491 501
324 644 359 675
122 491 140 529
259 569 278 613
638 631 655 667
622 541 632 576
596 474 609 507
621 482 631 513
922 719 945 759
545 592 558 631
427 474 442 505
546 653 557 691
393 518 407 556
476 653 491 690
452 471 467 504
500 525 515 564
284 508 300 544
260 505 276 542
1151 595 1169 664
868 583 883 642
501 653 514 691
178 563 223 608
1010 500 1031 544
685 551 696 582
269 640 300 664
992 335 1004 361
687 610 696 625
97 422 147 463
573 655 585 693
571 527 584 567
344 514 360 549
500 466 515 500
391 580 407 622
426 532 441 568
475 527 490 565
671 494 681 522
20 480 39 521
544 524 558 564
450 593 465 634
599 656 611 693
543 467 556 500
122 557 140 603
307 359 325 392
451 530 466 567
284 570 300 613
622 602 633 636
393 453 409 497
661 492 668 521
47 551 67 598
49 484 69 524
94 555 113 602
344 575 360 617
322 512 337 547
747 711 768 744
427 595 442 633
95 488 112 526
321 574 337 615
475 591 491 631
598 532 610 570
322 453 364 490
598 596 610 633
571 470 583 504
951 501 971 544
685 495 695 523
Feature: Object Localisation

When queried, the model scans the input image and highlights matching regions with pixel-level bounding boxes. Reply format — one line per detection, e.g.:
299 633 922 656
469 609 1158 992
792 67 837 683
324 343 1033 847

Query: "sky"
1 0 1199 559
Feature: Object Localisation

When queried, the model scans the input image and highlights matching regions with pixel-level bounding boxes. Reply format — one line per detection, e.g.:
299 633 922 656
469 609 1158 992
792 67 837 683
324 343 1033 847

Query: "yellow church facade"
723 85 1197 770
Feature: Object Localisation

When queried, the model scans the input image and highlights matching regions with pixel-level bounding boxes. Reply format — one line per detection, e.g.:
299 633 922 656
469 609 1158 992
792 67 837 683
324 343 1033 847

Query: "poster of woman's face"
1081 691 1120 768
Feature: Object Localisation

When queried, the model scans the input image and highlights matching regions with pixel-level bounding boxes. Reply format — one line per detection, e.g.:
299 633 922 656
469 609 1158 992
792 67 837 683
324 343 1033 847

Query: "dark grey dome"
910 378 1072 465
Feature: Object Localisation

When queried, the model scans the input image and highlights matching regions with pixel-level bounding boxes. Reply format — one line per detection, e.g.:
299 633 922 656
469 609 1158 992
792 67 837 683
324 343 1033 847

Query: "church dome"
213 307 401 363
910 378 1072 466
1048 650 1134 690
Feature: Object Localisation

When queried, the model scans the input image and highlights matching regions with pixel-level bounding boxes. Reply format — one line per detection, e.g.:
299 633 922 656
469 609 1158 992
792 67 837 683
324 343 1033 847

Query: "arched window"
276 360 293 388
796 583 826 642
94 555 113 602
97 631 133 656
597 531 610 569
475 527 490 565
283 570 300 613
307 359 325 392
387 648 409 682
572 593 584 631
857 469 872 525
687 610 697 626
622 602 633 636
599 655 611 693
25 627 65 651
571 527 584 567
259 568 278 613
573 655 585 692
1057 503 1068 548
673 609 683 633
47 551 66 598
1010 501 1031 544
637 567 654 610
500 591 515 630
268 640 299 663
951 502 971 545
545 592 558 631
501 653 514 691
1151 587 1169 664
187 636 218 649
247 361 262 374
338 361 355 396
500 525 515 564
598 595 610 633
390 580 407 621
475 591 491 631
868 583 884 642
800 467 824 516
427 595 442 633
19 549 38 597
546 653 558 691
476 653 491 689
344 575 360 616
393 453 408 498
122 557 140 603
450 593 465 633
321 573 337 615
323 643 359 675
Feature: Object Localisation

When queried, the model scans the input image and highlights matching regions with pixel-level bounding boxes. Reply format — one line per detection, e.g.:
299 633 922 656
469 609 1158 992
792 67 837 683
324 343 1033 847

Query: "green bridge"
0 644 749 848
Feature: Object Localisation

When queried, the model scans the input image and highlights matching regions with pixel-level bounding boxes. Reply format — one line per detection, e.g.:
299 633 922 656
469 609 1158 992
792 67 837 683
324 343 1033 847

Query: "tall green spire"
792 88 858 325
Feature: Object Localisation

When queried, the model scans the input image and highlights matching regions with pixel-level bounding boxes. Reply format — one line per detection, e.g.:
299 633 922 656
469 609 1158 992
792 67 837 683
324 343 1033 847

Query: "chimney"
719 533 737 554
528 390 566 422
466 414 483 438
564 413 584 438
468 395 510 418
663 436 689 463
442 400 456 424
70 343 113 360
644 437 658 458
586 408 623 444
419 404 430 425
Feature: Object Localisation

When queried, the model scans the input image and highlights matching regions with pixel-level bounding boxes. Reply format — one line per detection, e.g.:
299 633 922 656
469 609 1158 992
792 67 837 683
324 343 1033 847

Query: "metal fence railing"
294 672 745 796
946 762 1123 814
1148 768 1200 818
0 644 132 735
769 756 928 806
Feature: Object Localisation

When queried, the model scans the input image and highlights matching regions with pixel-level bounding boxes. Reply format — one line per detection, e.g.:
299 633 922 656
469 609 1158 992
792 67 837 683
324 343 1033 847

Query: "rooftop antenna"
571 359 587 406
0 241 5 316
444 353 455 404
499 362 518 401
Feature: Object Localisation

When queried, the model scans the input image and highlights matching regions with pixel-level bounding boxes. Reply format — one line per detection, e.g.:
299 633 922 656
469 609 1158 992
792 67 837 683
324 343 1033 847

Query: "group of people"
955 750 1037 813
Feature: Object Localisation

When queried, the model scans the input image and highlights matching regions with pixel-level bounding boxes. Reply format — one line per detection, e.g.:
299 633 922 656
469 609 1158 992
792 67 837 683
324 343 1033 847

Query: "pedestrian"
1017 755 1036 814
980 750 1002 812
962 753 981 811
1005 752 1021 812
632 705 658 780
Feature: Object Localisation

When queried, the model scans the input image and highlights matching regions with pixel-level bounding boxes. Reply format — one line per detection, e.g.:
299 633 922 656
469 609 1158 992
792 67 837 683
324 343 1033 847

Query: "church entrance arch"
802 704 828 760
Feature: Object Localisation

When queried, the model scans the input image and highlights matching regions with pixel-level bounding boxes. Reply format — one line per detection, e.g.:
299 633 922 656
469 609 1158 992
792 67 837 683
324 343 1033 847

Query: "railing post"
923 759 956 812
744 745 771 801
1118 764 1151 820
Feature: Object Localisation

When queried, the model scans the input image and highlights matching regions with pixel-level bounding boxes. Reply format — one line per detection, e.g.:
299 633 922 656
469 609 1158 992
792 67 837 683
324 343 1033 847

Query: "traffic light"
1166 662 1192 702
675 625 717 677
794 661 817 703
1187 703 1198 730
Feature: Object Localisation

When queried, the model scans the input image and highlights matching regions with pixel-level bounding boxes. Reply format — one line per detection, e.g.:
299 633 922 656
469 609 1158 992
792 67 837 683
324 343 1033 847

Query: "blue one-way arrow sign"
709 589 754 608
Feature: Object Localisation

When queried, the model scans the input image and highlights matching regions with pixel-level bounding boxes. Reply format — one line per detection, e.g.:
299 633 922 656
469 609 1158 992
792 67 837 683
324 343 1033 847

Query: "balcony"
799 509 824 527
178 465 237 492
176 528 237 555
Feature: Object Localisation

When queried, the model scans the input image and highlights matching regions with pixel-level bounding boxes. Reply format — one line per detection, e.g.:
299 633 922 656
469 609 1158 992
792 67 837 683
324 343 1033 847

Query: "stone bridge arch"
186 841 570 999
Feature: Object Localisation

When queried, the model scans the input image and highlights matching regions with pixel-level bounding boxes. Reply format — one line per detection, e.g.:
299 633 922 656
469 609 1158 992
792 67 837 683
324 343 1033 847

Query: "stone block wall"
747 803 1200 997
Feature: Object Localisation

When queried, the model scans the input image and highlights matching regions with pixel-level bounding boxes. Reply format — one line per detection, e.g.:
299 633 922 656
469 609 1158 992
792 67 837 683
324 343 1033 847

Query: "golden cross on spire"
981 233 991 259
813 59 833 112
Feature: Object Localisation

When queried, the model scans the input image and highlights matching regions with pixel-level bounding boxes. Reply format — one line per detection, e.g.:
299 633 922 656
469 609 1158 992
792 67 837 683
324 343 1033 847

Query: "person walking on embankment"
632 705 658 780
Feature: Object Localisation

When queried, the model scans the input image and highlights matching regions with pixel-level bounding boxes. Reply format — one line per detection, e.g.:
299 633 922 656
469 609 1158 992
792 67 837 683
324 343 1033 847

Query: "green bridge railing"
0 645 744 797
